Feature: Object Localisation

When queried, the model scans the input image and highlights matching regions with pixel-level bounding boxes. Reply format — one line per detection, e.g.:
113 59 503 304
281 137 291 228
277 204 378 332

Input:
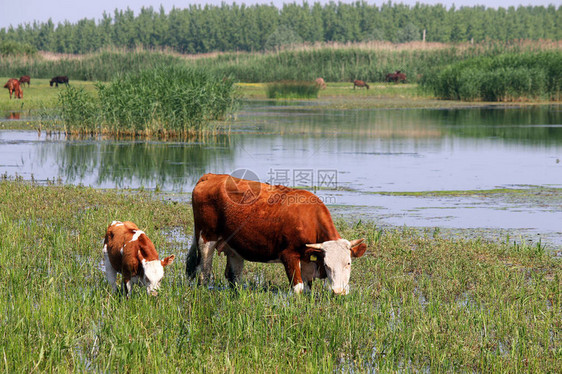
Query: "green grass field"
0 180 560 372
0 77 96 112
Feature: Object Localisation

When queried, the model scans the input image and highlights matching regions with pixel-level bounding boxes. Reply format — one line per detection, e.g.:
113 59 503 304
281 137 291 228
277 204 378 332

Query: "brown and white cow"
186 173 367 295
103 221 175 297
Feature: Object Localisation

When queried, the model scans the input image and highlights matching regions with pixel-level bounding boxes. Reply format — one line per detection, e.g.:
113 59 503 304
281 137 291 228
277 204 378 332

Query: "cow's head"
305 238 366 295
137 250 175 296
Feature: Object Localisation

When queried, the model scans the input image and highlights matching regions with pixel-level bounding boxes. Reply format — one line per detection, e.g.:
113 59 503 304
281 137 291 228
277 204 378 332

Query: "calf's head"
137 250 175 296
306 238 366 295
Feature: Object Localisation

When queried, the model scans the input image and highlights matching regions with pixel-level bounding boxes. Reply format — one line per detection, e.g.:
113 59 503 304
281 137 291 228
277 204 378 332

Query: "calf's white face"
141 259 165 296
306 238 365 295
137 250 175 297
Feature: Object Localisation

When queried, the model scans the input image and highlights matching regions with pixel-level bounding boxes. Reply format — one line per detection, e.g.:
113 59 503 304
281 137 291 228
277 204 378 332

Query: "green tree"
264 25 303 51
397 23 420 42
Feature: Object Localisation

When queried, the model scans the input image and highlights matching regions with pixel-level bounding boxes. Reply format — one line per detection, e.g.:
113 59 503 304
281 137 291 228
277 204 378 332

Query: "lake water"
2 102 562 248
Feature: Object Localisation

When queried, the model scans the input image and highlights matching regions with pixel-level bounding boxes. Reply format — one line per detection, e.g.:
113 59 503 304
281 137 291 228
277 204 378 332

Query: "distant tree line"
0 2 561 55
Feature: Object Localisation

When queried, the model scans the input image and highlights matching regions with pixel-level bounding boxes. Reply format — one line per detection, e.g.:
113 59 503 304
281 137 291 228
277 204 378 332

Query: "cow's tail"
185 230 200 280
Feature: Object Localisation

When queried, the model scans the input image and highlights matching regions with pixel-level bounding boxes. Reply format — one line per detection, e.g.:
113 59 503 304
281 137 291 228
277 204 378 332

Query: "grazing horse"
4 79 23 99
353 80 369 90
19 75 31 87
315 77 327 90
385 70 407 83
50 76 69 87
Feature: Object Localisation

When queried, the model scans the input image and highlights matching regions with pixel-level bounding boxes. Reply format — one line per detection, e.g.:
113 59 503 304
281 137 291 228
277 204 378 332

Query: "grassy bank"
0 180 560 372
2 78 545 128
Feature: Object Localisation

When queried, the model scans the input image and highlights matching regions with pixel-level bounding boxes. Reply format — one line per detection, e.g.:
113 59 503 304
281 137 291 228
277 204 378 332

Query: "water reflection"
1 104 561 193
2 111 22 120
237 102 562 145
0 134 233 190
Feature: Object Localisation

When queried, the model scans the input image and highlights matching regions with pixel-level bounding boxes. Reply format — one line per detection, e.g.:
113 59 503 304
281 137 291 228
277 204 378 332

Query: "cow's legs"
121 275 139 298
224 249 244 285
103 244 118 293
280 252 304 294
121 280 132 297
300 261 317 292
185 231 200 280
197 237 217 285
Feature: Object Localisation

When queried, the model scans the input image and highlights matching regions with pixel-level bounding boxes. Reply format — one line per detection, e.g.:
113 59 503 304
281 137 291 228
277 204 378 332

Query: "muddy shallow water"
1 102 562 248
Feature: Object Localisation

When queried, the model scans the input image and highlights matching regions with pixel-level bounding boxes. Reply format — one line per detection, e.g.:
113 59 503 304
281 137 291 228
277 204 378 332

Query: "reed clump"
266 80 320 99
421 51 562 101
57 65 239 135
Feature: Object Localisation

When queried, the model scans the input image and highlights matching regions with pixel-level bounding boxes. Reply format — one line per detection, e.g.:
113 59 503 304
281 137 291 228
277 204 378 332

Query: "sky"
1 0 560 30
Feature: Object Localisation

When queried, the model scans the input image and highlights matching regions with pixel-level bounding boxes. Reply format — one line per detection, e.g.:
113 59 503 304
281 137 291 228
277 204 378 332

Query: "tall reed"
58 65 239 135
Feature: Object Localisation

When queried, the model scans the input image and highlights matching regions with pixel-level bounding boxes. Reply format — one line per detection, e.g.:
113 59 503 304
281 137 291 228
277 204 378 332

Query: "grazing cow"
186 173 367 295
353 80 369 90
385 70 407 83
50 76 69 87
4 79 23 99
103 221 175 297
315 77 327 90
19 75 31 87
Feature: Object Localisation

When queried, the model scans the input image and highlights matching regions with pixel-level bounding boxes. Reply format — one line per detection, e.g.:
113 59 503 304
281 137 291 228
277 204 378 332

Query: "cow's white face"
306 238 366 295
141 260 165 296
321 239 353 295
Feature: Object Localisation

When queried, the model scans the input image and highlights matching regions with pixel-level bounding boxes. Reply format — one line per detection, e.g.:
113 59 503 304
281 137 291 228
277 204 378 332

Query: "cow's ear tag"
310 255 317 262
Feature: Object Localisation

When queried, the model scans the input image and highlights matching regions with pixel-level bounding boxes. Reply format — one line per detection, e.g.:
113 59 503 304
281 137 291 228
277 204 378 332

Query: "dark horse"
19 75 31 87
50 76 69 87
353 80 370 90
385 70 407 83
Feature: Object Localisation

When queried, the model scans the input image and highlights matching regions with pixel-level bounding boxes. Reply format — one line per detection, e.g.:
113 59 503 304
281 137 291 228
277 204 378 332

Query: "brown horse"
353 80 370 90
50 76 69 87
315 77 327 90
385 70 407 83
19 75 31 87
4 79 23 99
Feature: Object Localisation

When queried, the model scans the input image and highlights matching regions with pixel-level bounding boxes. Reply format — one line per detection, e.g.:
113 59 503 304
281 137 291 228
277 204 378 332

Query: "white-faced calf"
103 221 175 297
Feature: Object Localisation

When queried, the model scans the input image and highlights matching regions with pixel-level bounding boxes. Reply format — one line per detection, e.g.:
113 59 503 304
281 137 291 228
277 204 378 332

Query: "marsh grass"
0 180 560 372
